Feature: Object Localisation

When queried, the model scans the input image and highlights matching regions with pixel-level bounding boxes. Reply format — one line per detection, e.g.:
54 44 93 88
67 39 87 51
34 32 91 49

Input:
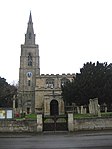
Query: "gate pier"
68 112 74 132
37 113 43 132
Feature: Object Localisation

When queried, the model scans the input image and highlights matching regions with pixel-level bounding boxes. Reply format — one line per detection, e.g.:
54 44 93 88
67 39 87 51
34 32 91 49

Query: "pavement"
0 130 112 149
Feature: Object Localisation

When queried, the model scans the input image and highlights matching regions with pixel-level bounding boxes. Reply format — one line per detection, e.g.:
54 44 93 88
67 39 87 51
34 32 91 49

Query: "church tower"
18 12 40 114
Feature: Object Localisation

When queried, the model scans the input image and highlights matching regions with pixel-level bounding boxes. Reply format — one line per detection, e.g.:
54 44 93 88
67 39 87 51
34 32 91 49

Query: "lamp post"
13 95 16 118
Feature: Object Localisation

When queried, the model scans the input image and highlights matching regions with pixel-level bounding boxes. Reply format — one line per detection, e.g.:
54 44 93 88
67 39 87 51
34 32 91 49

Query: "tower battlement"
39 73 75 78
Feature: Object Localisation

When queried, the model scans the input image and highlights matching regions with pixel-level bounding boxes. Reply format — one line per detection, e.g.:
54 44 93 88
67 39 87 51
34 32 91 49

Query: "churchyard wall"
74 117 112 131
0 119 37 132
0 117 112 132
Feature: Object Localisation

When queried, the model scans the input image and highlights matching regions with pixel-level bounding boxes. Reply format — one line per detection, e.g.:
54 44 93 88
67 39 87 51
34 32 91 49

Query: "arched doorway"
50 100 59 116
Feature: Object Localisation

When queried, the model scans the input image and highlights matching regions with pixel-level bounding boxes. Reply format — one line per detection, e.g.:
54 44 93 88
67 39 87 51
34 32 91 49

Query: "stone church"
18 12 75 115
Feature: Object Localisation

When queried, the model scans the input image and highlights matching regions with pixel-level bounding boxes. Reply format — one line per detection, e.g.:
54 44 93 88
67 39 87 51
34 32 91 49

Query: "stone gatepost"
37 113 43 132
68 112 74 132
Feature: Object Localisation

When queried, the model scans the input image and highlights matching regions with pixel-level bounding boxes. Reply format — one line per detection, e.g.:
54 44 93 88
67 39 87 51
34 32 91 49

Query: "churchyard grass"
74 112 112 119
15 112 112 120
25 113 37 119
101 112 112 117
15 113 37 120
74 113 96 119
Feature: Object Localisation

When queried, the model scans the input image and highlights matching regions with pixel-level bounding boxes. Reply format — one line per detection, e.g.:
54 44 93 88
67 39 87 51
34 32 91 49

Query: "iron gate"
43 115 68 131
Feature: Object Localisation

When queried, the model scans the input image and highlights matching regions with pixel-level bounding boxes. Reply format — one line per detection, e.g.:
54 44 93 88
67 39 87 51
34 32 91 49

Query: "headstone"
81 106 87 114
89 99 93 114
103 103 107 113
83 107 87 114
105 107 107 113
77 106 80 114
89 98 101 116
81 106 83 114
98 104 101 117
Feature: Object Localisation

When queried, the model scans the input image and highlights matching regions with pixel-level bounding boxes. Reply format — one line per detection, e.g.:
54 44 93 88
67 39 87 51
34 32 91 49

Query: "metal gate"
43 115 68 131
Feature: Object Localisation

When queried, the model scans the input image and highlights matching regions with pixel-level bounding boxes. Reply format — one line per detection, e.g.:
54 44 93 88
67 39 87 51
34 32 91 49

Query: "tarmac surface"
0 130 112 149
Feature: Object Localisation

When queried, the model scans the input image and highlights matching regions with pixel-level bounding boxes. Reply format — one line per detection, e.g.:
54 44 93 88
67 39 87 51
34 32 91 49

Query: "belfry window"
46 79 54 88
28 80 31 86
29 33 31 39
28 53 32 66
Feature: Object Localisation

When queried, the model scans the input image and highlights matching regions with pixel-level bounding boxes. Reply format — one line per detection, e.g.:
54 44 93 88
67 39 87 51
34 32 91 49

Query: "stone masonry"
18 12 75 115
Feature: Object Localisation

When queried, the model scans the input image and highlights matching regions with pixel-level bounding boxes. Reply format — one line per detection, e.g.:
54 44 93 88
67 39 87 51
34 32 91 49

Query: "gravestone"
81 106 83 114
97 104 101 117
89 98 101 116
105 107 107 113
81 106 87 114
77 106 80 114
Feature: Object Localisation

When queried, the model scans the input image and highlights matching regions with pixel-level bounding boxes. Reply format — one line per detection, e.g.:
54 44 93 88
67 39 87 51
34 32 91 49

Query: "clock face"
26 72 32 78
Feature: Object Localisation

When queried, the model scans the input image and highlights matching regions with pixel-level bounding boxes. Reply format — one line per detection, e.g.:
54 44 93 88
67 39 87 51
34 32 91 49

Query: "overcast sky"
0 0 112 84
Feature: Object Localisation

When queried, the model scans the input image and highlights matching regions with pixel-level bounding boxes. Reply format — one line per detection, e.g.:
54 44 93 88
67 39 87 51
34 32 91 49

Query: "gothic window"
46 79 54 88
61 77 70 87
28 52 32 66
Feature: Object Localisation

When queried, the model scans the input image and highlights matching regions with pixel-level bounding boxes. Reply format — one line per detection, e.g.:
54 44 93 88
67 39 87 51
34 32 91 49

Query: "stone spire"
25 11 35 45
29 11 32 24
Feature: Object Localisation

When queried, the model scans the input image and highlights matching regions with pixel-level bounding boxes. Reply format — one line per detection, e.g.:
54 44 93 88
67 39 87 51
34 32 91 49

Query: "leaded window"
46 79 54 88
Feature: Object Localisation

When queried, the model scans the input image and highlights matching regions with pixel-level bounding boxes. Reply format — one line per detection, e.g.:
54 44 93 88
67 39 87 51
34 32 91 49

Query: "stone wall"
74 117 112 131
0 120 37 132
0 117 112 132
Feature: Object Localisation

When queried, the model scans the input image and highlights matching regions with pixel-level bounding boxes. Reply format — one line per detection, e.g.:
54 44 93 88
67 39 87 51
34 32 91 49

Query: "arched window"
61 77 70 87
28 53 32 66
46 79 54 88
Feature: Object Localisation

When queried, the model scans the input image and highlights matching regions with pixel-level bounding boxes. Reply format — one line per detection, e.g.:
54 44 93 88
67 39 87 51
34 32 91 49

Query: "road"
0 131 112 149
